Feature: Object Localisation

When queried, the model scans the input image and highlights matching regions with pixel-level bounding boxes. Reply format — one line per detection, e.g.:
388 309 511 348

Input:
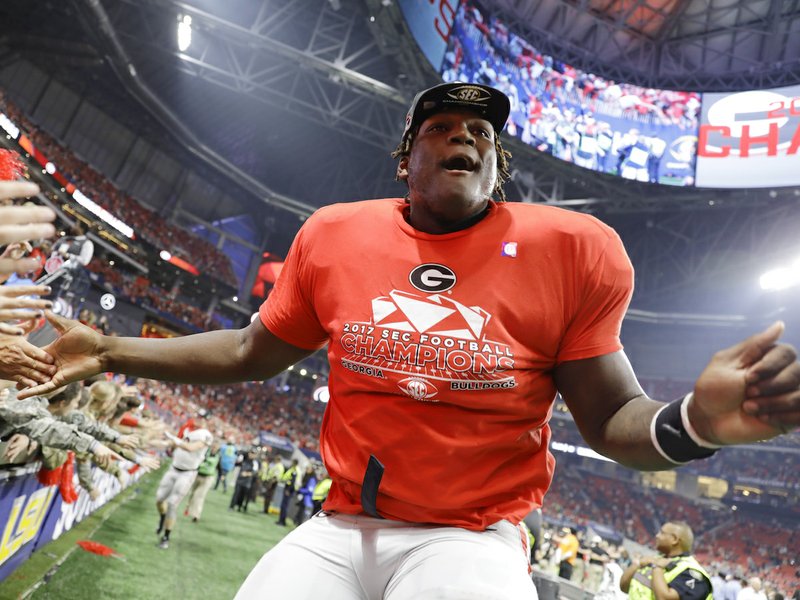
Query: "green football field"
2 468 292 599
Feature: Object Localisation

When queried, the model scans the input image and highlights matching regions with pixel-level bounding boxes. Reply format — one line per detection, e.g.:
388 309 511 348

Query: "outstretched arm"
554 322 800 470
18 312 315 398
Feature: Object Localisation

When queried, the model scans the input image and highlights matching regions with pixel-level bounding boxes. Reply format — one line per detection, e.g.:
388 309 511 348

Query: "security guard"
621 521 712 600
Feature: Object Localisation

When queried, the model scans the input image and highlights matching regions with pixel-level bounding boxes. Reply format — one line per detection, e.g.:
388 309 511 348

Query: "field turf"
3 468 292 599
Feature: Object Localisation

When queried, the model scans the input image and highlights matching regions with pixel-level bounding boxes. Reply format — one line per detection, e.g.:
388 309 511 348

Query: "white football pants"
235 512 538 599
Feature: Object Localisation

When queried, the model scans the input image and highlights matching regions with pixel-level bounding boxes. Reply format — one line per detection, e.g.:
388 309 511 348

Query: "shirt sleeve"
62 411 120 443
1 407 97 454
259 217 328 350
556 227 634 363
669 569 712 600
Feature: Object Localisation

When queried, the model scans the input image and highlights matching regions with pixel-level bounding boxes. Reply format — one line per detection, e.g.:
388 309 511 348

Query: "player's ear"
396 156 409 182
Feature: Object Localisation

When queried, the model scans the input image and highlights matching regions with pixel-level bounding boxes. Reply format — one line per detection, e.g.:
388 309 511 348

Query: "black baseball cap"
402 82 511 140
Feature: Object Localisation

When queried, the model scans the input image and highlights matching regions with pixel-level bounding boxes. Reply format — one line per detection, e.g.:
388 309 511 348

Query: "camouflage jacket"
0 396 98 454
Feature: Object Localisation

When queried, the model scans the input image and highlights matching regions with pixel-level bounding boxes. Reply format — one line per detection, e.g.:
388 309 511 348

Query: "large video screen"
440 2 701 186
696 85 800 188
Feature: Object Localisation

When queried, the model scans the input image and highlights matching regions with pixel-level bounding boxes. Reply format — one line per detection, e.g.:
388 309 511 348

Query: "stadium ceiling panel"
492 0 800 91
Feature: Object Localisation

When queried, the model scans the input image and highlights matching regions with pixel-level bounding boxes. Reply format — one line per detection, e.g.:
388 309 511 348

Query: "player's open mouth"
441 156 477 173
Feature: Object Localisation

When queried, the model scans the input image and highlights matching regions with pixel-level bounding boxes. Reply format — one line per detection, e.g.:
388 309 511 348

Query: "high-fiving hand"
16 311 105 399
0 283 52 335
689 321 800 445
0 182 55 275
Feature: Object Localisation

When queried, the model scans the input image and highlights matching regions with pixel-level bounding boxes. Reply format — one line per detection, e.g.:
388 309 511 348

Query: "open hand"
0 184 55 274
118 434 140 450
0 284 52 335
690 322 800 445
17 311 105 399
137 455 161 471
0 333 56 387
3 433 31 462
92 443 125 464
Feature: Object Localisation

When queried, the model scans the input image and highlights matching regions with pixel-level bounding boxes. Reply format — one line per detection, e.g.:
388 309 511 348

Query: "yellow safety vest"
628 554 712 600
280 466 297 485
312 478 332 502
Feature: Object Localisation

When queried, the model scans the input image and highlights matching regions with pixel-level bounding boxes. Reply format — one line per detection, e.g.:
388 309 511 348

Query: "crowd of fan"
0 374 163 497
64 299 324 453
138 379 324 454
447 3 701 131
546 464 799 594
0 91 238 287
86 257 222 331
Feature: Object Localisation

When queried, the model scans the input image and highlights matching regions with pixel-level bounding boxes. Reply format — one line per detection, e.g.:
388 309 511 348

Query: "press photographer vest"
628 555 711 600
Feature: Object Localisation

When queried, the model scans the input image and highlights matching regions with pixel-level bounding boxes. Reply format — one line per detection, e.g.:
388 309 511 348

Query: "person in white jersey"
155 422 213 549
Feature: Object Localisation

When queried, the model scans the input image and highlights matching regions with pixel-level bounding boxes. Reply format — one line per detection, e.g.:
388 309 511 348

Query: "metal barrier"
533 568 595 600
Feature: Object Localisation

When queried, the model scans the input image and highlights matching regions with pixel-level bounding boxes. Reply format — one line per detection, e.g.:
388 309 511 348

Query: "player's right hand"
17 311 105 399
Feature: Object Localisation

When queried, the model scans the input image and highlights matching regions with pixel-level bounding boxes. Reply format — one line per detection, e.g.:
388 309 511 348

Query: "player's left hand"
689 321 800 445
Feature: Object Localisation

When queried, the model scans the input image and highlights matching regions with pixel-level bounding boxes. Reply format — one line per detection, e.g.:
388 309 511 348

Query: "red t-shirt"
260 199 633 530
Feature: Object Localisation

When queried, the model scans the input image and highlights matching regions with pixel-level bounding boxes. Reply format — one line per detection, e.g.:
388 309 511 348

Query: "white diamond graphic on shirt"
371 298 398 323
454 302 490 338
368 290 491 340
389 291 456 332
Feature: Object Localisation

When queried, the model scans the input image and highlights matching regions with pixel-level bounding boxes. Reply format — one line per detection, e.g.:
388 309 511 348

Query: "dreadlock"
391 129 513 202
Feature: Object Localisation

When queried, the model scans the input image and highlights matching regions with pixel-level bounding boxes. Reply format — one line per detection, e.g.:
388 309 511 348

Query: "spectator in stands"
621 521 712 600
709 568 725 598
739 577 768 600
722 574 744 600
596 547 628 600
0 180 58 383
0 380 122 464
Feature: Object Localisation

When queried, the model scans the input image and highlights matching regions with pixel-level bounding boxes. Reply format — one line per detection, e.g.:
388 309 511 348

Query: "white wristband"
680 393 723 449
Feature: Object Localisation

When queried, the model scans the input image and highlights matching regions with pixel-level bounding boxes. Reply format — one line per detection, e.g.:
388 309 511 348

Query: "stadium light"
759 258 800 291
177 15 192 52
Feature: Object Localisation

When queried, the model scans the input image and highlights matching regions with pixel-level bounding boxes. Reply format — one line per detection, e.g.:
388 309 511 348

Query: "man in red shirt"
17 83 800 599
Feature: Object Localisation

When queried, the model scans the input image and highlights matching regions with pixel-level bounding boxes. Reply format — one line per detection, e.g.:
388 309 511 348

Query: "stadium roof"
492 0 800 91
